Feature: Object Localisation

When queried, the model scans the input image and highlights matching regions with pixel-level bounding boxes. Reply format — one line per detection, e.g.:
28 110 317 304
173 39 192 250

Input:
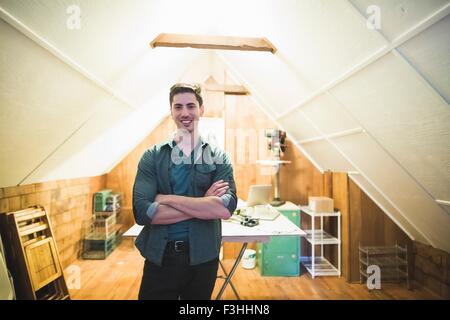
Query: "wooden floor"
67 239 440 300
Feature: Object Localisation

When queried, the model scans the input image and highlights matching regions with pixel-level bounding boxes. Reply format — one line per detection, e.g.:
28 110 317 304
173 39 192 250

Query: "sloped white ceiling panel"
335 132 450 252
19 51 211 185
178 51 215 85
22 101 129 184
301 140 356 173
349 173 428 243
101 48 206 108
22 91 170 184
1 1 211 187
222 0 387 89
0 0 159 81
0 0 153 79
278 110 321 142
220 50 313 117
0 18 130 187
398 15 450 104
349 0 450 41
219 55 356 174
0 0 203 108
1 1 204 108
301 93 360 135
331 52 450 202
278 92 359 172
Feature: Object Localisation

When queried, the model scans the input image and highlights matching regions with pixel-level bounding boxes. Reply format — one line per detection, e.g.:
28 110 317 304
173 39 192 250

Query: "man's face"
171 92 204 133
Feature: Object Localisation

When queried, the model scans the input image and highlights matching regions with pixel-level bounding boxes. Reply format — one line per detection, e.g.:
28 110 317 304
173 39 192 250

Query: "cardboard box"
308 196 334 213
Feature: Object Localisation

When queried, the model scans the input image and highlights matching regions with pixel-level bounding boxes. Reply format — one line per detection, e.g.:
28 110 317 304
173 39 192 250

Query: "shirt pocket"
194 163 216 191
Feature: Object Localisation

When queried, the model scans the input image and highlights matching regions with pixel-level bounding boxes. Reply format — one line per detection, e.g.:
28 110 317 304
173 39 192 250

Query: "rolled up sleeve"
133 148 159 225
214 153 238 215
146 202 160 220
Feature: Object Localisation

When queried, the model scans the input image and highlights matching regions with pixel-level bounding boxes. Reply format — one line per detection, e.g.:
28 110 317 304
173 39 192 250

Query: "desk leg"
217 260 240 300
216 242 248 300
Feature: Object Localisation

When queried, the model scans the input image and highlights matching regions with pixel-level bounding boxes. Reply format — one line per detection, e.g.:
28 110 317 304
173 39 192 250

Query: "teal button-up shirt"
132 137 237 266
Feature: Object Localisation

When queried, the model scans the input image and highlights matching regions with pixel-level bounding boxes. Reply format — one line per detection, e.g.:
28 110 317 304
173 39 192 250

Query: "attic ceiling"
0 0 449 251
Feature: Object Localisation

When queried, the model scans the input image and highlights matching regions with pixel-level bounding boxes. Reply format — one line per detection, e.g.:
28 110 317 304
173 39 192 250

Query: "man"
132 83 237 300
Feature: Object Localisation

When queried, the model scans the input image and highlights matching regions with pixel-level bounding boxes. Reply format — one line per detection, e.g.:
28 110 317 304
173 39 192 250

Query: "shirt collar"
163 133 208 149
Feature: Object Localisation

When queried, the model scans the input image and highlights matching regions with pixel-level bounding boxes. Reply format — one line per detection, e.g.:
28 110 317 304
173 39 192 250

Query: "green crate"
94 189 112 212
261 235 299 254
257 246 300 276
104 194 121 212
257 202 301 276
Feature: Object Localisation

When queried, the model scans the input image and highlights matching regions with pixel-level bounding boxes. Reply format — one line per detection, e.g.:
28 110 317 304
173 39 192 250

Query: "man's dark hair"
169 83 203 106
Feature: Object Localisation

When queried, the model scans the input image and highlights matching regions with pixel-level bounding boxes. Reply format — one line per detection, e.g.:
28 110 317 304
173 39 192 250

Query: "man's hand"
204 179 229 197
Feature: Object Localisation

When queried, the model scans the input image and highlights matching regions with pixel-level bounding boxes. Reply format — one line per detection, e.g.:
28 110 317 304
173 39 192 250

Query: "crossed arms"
132 148 237 226
151 180 231 224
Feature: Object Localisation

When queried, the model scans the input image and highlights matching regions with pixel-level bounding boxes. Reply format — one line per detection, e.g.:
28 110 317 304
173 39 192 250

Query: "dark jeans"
138 243 219 300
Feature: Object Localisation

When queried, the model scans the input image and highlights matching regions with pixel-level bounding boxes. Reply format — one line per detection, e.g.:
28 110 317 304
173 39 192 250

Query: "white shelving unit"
300 206 341 278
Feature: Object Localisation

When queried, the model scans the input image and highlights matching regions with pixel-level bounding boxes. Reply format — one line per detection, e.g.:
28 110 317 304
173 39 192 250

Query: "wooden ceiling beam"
150 33 276 53
204 83 249 95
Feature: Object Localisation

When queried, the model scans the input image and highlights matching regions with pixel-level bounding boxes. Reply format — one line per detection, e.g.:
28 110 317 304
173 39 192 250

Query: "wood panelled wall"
332 173 350 280
347 177 412 282
0 175 106 268
413 241 450 299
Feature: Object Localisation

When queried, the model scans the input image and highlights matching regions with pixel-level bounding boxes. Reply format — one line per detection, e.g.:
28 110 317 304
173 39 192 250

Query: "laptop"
246 185 272 207
246 185 280 220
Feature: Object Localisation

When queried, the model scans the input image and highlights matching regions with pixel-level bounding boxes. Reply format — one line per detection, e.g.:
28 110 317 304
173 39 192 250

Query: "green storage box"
261 235 299 255
94 189 112 212
257 247 300 276
257 202 301 276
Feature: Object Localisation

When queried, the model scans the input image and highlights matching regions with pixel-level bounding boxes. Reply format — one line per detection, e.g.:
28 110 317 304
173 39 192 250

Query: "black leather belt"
166 240 189 253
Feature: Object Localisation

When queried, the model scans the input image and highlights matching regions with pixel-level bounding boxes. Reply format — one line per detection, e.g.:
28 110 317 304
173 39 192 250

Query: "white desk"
123 212 305 300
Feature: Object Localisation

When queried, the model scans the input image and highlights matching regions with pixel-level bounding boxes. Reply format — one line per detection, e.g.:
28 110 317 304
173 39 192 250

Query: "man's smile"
181 120 193 126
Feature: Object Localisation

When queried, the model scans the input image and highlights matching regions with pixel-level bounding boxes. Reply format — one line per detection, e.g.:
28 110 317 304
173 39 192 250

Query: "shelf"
300 204 341 278
360 268 408 280
359 245 406 255
358 244 410 289
305 230 340 245
301 257 340 277
300 206 340 217
359 256 407 267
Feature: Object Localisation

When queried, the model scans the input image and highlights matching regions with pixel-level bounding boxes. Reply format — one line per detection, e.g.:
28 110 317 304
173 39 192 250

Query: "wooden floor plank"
66 239 441 300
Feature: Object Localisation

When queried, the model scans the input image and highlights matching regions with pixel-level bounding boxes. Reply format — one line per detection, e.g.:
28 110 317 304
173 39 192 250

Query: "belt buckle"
174 240 184 252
